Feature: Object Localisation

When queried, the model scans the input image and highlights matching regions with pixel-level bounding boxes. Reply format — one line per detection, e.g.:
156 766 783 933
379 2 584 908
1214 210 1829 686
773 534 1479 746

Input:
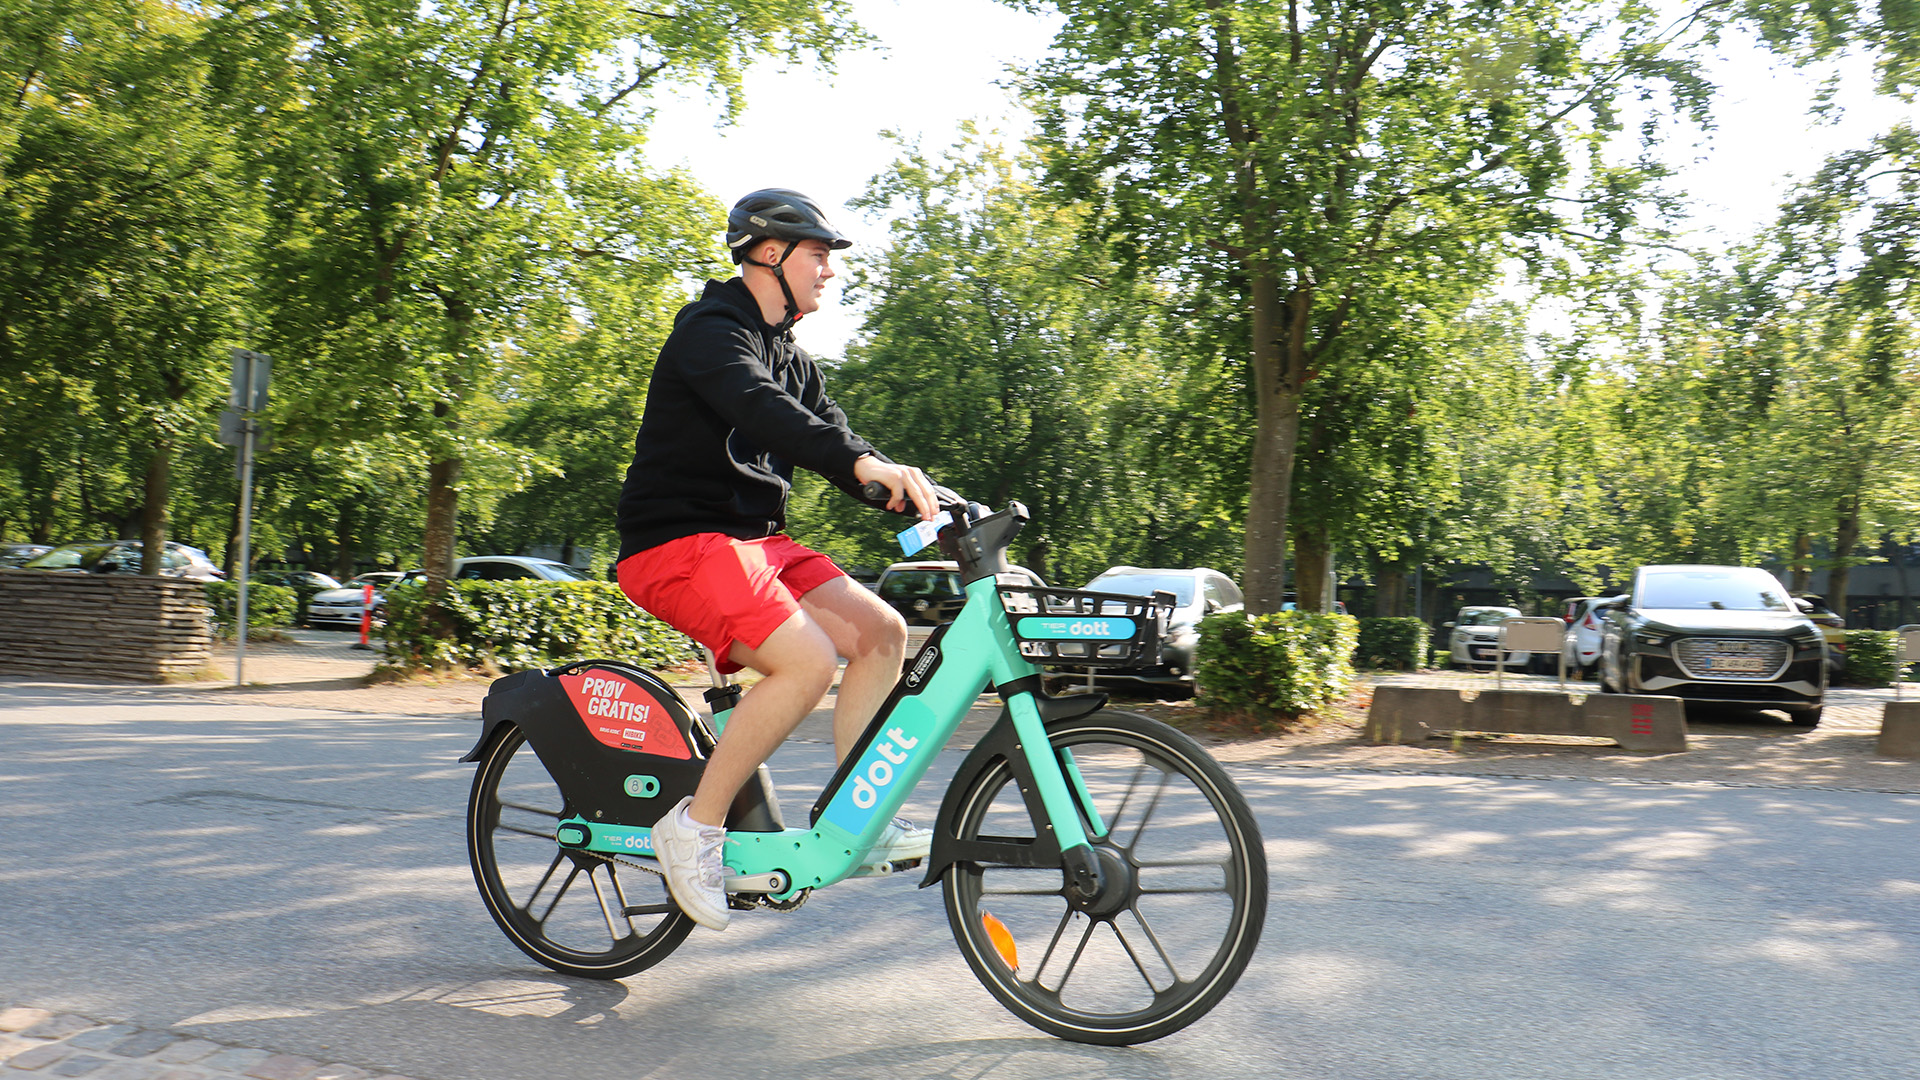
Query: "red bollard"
352 582 375 650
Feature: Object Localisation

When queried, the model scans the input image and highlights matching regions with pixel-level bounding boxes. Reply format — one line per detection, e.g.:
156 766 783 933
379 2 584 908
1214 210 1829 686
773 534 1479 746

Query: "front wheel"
941 711 1266 1045
467 722 694 979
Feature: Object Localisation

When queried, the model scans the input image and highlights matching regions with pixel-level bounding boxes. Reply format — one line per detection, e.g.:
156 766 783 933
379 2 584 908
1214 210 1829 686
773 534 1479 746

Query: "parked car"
1597 564 1826 726
1559 595 1617 675
1064 566 1246 692
0 543 53 568
21 540 224 581
453 555 593 582
1445 605 1530 669
874 559 1047 654
306 571 411 629
251 569 343 592
1795 594 1847 677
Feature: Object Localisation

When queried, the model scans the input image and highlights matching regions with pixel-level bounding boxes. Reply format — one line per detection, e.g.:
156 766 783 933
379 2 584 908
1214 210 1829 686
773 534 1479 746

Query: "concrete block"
1879 701 1920 760
1366 686 1687 753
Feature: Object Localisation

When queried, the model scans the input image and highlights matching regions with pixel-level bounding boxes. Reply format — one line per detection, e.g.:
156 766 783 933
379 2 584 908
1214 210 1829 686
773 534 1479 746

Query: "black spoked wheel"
467 722 693 979
942 711 1266 1044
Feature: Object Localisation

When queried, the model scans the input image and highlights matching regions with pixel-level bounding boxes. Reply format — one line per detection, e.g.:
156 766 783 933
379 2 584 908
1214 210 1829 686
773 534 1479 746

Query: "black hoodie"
616 278 885 562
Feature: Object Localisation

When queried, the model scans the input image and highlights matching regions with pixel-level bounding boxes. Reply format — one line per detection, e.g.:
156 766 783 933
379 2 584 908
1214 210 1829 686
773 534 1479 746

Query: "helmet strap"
742 239 803 332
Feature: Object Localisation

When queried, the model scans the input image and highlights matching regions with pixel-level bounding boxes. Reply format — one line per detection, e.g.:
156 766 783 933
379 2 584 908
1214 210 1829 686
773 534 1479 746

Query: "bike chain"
576 847 811 913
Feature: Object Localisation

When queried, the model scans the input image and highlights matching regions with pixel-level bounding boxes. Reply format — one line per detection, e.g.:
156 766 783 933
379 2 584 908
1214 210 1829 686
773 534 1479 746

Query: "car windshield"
538 563 590 581
881 570 960 600
1458 608 1519 626
1087 574 1197 606
1638 568 1793 611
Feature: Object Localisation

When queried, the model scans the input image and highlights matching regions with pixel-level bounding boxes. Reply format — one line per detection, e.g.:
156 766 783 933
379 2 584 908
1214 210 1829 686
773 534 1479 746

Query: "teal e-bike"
462 489 1267 1044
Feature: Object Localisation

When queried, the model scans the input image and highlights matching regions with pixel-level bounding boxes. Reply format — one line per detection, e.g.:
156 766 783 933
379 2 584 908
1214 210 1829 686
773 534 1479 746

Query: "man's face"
770 238 836 315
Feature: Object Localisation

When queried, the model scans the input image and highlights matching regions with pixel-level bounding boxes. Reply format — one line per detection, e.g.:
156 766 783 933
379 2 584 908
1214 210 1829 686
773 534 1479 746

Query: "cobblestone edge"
0 1006 413 1080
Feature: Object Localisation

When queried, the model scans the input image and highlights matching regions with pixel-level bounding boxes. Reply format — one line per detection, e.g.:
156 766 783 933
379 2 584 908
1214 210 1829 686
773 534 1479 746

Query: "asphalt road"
2 681 1917 1080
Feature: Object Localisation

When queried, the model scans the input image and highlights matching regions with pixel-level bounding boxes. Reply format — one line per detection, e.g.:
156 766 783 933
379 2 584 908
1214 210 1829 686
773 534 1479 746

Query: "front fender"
917 688 1106 888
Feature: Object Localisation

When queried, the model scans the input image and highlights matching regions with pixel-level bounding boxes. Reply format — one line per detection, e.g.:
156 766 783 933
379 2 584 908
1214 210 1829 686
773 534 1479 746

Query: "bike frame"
554 504 1121 902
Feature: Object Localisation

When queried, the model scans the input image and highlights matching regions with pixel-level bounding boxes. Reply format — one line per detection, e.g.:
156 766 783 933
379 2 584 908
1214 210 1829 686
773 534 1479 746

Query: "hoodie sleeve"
664 313 875 477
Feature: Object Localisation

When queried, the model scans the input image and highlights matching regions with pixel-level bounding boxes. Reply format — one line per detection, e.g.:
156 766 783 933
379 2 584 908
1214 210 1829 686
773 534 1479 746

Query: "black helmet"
727 188 851 264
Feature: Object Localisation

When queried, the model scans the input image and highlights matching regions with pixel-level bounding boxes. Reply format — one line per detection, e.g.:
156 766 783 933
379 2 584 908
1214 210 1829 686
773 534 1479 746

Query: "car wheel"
1786 706 1823 729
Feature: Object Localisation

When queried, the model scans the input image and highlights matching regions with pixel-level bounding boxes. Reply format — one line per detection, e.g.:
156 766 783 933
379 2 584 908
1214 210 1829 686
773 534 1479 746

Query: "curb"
0 1007 414 1080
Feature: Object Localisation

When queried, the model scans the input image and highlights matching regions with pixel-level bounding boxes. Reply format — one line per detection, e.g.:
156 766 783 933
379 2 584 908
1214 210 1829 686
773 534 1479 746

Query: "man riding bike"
614 189 938 930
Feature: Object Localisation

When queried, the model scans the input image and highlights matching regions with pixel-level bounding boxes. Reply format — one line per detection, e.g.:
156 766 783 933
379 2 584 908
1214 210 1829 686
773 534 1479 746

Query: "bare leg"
799 575 909 760
686 611 837 826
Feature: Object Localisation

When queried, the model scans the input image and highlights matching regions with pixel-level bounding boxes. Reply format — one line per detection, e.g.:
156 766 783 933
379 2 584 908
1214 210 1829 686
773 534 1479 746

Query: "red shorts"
617 534 845 674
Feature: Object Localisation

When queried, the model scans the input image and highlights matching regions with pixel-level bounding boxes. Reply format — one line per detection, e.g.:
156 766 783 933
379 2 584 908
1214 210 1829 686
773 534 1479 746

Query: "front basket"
996 585 1172 668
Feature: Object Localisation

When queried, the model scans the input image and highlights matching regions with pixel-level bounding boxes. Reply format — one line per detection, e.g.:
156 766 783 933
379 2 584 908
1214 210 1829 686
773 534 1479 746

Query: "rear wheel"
942 711 1266 1044
467 722 693 979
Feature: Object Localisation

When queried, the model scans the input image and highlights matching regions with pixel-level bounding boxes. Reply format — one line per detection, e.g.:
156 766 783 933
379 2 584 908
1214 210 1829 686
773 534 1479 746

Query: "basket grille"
997 586 1170 668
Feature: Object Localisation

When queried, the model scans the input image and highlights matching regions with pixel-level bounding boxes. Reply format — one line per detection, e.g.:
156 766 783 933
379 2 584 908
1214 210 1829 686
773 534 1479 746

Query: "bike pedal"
849 857 924 878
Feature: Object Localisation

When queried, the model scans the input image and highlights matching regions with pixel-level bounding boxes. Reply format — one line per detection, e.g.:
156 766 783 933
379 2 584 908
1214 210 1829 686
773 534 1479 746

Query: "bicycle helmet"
726 188 852 331
726 189 851 261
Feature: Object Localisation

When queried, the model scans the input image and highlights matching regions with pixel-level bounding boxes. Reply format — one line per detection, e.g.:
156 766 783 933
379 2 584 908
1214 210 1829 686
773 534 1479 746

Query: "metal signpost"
219 349 271 686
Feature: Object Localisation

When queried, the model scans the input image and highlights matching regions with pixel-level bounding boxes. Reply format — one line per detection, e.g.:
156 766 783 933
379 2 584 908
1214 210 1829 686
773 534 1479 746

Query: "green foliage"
203 582 297 638
380 581 692 673
1840 629 1900 687
1354 618 1429 671
1195 610 1358 720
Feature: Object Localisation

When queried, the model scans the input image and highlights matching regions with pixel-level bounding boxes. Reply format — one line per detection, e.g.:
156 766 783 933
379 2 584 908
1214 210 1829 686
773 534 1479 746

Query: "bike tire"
467 721 693 979
942 710 1266 1044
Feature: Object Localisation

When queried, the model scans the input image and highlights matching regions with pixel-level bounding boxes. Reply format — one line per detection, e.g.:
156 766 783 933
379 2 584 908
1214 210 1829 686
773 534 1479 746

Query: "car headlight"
1791 631 1824 648
1634 632 1669 648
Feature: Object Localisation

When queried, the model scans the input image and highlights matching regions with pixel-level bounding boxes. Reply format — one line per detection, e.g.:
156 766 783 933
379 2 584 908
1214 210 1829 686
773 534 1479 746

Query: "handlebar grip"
860 480 890 502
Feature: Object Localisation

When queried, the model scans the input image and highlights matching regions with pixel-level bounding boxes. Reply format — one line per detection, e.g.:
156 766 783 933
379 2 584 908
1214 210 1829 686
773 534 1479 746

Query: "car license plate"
1707 656 1768 673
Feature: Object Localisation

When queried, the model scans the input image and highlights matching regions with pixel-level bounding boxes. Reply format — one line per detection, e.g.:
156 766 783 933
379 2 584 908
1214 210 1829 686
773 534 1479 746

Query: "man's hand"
853 455 939 521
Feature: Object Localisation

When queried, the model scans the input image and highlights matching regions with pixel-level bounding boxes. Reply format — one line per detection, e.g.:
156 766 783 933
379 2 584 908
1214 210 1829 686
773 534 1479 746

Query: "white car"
1077 566 1245 690
1446 605 1531 669
1560 595 1616 674
306 571 410 629
451 556 592 582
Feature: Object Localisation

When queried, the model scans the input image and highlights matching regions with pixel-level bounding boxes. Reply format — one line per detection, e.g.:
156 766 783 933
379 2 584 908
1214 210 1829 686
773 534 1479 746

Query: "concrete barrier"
1879 701 1920 760
1366 685 1688 753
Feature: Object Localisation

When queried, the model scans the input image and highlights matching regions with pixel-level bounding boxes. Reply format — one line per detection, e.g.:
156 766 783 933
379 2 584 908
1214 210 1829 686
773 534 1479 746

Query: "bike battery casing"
466 659 784 833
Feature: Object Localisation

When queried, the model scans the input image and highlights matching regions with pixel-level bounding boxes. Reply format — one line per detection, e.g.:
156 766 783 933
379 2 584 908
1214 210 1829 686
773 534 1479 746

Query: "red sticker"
558 669 691 759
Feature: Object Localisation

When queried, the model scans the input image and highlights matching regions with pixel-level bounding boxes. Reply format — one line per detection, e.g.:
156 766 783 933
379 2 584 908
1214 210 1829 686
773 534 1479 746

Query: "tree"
790 135 1245 586
203 0 862 612
0 0 258 568
1013 0 1716 612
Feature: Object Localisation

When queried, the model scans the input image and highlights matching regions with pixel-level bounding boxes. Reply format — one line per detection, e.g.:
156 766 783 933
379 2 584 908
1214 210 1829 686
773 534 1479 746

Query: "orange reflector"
981 910 1019 971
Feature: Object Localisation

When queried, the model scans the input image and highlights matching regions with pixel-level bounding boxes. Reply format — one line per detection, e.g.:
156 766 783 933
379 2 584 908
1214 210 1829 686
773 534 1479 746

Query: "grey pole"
235 418 256 686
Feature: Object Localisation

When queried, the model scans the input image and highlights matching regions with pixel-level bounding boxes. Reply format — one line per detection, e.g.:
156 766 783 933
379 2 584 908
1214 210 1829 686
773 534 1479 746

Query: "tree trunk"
423 455 463 591
1241 269 1303 615
139 439 170 575
1830 495 1860 624
1291 521 1330 612
1790 529 1812 593
1374 560 1407 617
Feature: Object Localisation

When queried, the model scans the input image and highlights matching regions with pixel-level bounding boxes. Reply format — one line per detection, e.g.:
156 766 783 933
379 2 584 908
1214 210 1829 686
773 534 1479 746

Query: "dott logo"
850 727 919 810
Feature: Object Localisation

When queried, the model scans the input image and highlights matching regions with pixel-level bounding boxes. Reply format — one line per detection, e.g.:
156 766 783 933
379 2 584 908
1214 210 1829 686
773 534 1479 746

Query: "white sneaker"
868 816 932 863
651 797 729 931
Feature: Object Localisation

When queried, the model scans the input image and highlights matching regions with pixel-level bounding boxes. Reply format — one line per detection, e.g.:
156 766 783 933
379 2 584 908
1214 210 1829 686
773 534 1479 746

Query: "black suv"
1597 564 1827 726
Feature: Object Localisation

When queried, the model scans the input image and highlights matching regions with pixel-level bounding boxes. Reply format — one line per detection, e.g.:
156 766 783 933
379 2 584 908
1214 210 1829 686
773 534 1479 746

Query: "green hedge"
1354 617 1429 670
1840 629 1898 686
381 580 695 673
1195 610 1359 719
203 582 297 639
